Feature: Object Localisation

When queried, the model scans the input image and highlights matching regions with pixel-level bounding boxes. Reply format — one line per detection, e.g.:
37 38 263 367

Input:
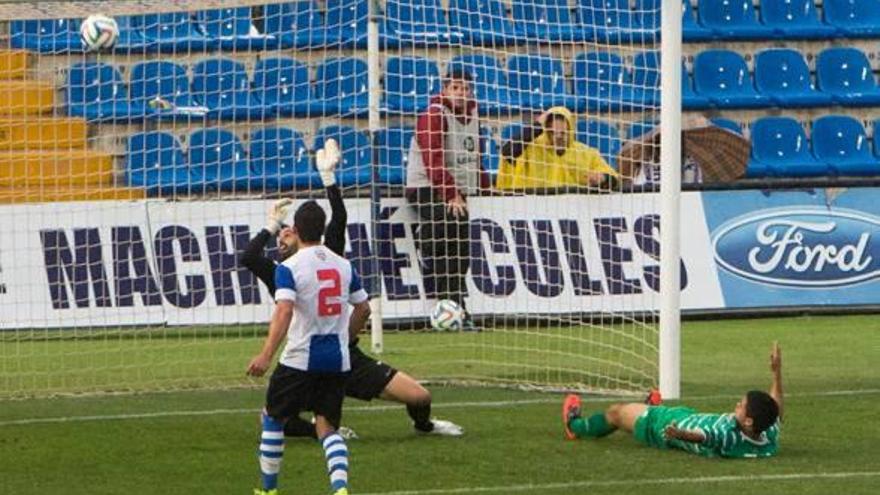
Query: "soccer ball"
430 299 464 331
80 14 118 51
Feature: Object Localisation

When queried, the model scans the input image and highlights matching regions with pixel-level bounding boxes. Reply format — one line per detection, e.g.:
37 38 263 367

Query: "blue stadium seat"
253 57 314 117
448 54 519 115
634 0 713 41
375 126 414 185
125 132 194 194
754 49 834 108
197 7 276 50
693 50 771 108
313 126 372 187
66 62 143 122
627 120 657 139
577 0 639 43
263 1 325 48
874 120 880 158
383 57 441 113
482 127 501 178
323 0 370 48
249 127 318 190
385 0 463 46
711 118 743 134
314 58 369 116
192 58 267 120
750 117 827 177
823 0 880 37
577 120 621 168
574 52 646 112
130 61 206 120
448 0 519 45
698 0 769 39
512 0 580 41
188 128 253 191
683 63 712 109
501 122 525 144
760 0 838 39
816 48 880 107
811 116 880 176
507 54 577 110
10 19 82 53
632 51 660 107
132 12 218 52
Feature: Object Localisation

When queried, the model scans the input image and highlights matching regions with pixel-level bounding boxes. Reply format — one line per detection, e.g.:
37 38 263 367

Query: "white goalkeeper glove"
316 138 341 187
266 198 293 235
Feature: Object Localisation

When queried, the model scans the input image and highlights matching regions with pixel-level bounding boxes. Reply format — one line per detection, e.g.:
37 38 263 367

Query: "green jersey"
634 406 780 458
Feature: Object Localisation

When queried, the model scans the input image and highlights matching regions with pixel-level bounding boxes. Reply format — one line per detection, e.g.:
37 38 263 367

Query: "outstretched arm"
317 139 348 257
769 342 784 421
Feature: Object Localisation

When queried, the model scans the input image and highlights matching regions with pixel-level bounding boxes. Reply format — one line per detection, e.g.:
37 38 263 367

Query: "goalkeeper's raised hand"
316 138 341 187
266 198 293 235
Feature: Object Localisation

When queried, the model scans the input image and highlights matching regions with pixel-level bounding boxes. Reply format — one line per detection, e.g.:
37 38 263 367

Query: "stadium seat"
314 58 369 117
385 0 463 46
627 120 657 139
634 0 713 41
253 57 314 117
10 19 83 53
191 58 267 120
313 126 372 187
577 0 639 43
448 0 519 45
711 118 743 134
129 61 206 120
754 49 834 108
66 62 143 122
132 12 218 52
512 0 580 41
632 51 660 107
693 50 771 108
823 0 880 37
574 52 645 112
481 127 502 178
501 122 525 144
698 0 769 39
507 54 577 110
874 120 880 158
577 120 621 168
375 126 414 185
448 54 518 115
816 48 880 107
197 7 276 50
111 16 155 52
682 63 711 109
263 1 325 48
322 0 370 48
188 128 253 191
750 117 827 177
249 127 318 190
383 57 441 113
125 132 194 194
760 0 838 39
811 116 880 176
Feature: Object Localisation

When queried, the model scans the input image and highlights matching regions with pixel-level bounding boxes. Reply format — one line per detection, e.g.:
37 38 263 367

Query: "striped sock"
321 432 349 492
259 411 285 491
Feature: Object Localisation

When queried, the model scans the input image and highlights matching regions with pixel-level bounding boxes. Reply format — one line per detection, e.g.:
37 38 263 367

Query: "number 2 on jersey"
317 269 342 317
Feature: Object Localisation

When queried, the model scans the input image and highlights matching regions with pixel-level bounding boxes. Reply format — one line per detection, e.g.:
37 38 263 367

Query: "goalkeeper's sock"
284 416 318 439
259 411 285 491
408 403 434 432
321 432 349 493
569 412 616 438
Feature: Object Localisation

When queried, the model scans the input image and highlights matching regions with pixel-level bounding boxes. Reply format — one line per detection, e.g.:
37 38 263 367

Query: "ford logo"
711 208 880 288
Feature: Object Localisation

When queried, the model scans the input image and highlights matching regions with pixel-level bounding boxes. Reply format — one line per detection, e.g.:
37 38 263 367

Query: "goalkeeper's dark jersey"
240 185 347 295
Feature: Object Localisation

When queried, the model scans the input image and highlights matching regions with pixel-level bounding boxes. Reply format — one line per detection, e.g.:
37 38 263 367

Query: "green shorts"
633 406 697 449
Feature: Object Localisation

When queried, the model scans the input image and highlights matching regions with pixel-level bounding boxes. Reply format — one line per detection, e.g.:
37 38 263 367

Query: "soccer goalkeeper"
563 343 783 458
241 139 463 439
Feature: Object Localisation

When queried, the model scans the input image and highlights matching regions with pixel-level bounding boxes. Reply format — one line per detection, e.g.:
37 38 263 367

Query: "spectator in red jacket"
405 66 488 330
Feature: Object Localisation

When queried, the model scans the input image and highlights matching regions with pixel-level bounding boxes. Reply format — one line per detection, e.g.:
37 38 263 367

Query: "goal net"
0 0 675 399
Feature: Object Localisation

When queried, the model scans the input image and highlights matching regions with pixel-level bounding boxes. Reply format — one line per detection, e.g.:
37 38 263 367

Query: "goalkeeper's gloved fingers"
316 141 339 187
266 198 293 235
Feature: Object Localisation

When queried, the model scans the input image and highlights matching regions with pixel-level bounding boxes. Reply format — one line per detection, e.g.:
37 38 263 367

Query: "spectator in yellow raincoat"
496 107 617 191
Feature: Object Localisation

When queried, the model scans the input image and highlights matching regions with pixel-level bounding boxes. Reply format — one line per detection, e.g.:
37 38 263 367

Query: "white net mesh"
0 0 664 399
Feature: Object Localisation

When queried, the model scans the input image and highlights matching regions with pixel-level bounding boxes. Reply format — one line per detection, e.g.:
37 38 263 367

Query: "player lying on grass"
563 342 783 458
241 139 463 438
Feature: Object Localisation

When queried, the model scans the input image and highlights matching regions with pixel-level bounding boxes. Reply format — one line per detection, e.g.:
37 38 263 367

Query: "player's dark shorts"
265 364 349 426
346 344 398 401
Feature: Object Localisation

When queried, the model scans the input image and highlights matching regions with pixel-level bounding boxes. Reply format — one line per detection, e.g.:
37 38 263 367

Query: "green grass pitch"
1 315 878 494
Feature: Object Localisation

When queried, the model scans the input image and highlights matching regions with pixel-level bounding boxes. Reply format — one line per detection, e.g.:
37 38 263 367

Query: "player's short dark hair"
444 64 473 85
745 390 779 434
293 200 326 243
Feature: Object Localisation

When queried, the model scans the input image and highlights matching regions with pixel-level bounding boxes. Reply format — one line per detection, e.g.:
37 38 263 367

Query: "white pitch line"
0 388 878 427
358 471 880 495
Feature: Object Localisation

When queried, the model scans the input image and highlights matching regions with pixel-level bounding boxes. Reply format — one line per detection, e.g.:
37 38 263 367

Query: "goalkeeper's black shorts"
346 344 398 401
